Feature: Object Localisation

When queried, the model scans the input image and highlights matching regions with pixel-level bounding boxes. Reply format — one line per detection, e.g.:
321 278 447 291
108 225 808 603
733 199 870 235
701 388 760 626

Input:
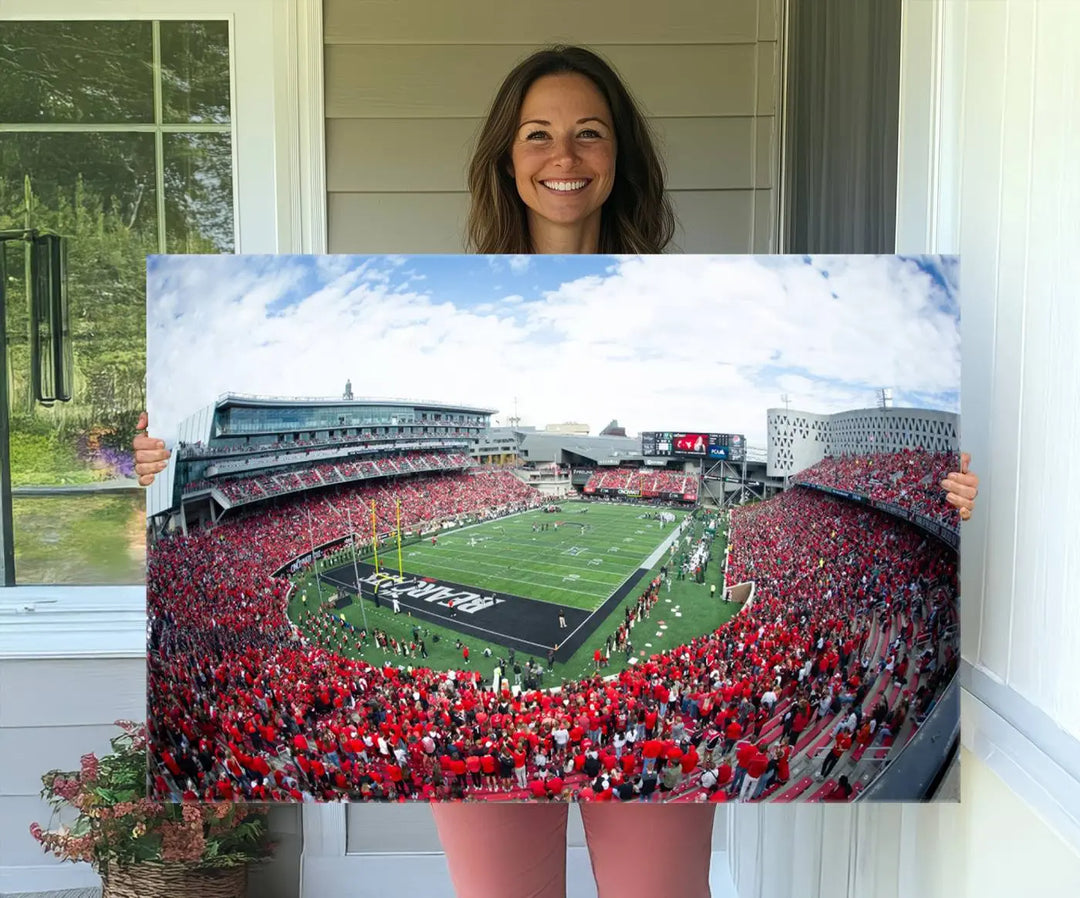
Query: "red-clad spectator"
775 743 792 784
644 708 658 736
641 738 663 773
822 775 854 802
724 719 743 750
820 729 853 780
739 749 769 801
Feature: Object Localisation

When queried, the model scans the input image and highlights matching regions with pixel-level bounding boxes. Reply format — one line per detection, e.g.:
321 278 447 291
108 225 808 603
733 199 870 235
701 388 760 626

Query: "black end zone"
318 561 652 664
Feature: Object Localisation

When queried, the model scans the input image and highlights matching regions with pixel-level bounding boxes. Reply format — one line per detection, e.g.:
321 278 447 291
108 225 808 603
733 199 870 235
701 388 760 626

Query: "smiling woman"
510 73 617 252
466 46 674 255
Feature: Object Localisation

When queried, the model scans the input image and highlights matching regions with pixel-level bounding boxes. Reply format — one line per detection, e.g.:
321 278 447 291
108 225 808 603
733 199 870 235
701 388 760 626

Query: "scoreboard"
641 431 745 462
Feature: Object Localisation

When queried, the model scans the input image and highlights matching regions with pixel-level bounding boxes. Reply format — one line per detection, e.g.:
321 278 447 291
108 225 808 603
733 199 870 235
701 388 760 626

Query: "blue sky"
146 254 960 446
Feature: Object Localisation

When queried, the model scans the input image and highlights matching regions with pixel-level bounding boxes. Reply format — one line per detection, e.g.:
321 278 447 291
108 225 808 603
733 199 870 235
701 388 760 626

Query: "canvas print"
146 254 961 803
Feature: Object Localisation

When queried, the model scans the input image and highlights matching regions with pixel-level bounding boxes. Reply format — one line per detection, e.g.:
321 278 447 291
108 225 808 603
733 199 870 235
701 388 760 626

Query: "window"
0 0 314 593
1 19 234 584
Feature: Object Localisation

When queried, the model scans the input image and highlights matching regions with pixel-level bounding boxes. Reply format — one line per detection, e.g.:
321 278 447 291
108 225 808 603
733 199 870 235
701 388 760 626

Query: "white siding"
0 657 145 874
929 0 1080 745
957 748 1080 895
324 0 782 253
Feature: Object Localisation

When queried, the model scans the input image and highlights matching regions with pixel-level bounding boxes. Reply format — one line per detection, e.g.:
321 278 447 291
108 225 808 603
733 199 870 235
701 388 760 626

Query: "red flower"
80 754 100 781
50 776 80 802
160 821 206 863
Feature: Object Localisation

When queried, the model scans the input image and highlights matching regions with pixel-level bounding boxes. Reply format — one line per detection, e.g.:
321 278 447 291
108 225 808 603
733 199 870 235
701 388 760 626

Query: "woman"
134 44 979 898
464 45 672 256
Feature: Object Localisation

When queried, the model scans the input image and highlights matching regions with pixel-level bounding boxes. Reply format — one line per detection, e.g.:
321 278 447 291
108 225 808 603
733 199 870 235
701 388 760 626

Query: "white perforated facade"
766 407 959 477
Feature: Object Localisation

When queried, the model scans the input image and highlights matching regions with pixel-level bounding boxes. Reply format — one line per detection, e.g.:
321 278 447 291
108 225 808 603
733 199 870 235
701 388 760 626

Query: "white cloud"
147 255 959 449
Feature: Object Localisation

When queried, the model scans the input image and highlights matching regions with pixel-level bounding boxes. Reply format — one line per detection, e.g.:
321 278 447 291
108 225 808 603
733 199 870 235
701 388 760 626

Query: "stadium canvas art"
146 254 961 804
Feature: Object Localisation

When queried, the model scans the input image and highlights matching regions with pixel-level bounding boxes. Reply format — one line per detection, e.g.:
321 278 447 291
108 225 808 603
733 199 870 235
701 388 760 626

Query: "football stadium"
146 393 959 805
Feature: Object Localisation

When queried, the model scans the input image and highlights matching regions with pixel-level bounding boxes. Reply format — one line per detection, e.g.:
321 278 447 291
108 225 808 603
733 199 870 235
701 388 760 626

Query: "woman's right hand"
133 411 170 486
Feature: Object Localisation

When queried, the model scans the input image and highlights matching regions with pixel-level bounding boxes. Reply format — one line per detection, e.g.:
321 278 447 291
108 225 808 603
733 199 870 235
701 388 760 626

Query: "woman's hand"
941 451 979 521
133 411 170 486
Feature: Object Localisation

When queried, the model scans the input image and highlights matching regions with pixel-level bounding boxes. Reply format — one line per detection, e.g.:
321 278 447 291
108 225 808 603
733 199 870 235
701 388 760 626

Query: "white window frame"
0 0 327 657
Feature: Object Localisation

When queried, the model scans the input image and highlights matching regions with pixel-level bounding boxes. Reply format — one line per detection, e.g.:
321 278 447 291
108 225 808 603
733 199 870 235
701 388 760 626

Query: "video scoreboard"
641 431 745 462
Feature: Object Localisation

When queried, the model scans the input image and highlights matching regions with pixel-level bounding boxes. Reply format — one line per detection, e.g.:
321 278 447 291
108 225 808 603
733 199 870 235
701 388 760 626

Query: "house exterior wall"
323 0 782 253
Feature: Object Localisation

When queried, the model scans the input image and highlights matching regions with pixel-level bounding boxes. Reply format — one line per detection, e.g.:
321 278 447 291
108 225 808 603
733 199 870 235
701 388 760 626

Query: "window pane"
2 130 155 584
0 19 236 586
13 493 146 584
160 20 232 124
1 133 155 486
0 22 154 124
164 132 235 252
0 132 159 234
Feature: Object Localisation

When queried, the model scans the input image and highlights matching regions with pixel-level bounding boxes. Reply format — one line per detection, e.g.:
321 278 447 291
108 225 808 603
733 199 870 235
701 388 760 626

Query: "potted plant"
30 720 273 897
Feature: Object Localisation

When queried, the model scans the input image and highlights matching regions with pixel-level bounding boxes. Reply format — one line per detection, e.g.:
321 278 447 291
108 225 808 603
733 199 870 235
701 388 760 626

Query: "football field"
377 501 686 611
293 501 733 676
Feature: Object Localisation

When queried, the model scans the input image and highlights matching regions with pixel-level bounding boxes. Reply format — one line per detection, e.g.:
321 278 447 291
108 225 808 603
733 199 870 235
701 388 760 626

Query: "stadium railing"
856 676 959 800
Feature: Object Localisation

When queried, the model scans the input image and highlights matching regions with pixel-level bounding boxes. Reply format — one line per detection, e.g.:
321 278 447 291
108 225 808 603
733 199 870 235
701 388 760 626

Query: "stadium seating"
584 468 698 499
187 451 473 503
147 474 957 804
793 449 958 528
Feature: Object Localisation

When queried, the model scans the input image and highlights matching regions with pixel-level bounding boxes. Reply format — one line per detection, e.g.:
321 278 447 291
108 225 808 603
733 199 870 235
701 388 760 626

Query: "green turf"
288 504 742 682
368 501 685 610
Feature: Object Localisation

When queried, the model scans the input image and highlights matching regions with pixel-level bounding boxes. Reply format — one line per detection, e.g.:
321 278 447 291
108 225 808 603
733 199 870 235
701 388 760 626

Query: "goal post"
369 497 406 583
370 499 381 575
395 499 404 582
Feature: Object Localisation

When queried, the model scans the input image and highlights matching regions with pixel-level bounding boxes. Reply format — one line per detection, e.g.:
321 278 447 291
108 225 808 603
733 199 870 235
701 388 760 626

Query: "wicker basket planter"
101 862 247 898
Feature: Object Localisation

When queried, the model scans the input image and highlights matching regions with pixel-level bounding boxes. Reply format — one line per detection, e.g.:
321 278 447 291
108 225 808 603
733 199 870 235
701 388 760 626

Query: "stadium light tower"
876 388 893 449
343 379 354 401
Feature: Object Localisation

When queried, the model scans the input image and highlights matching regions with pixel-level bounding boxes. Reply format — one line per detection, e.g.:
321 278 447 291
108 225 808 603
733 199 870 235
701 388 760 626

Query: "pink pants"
431 802 715 898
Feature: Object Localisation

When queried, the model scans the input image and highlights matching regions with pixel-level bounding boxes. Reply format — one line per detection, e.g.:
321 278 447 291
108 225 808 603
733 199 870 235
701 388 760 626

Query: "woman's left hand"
941 451 979 521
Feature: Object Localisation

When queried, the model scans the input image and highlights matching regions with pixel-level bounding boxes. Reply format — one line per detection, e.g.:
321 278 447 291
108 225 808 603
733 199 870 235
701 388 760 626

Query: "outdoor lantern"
30 233 73 405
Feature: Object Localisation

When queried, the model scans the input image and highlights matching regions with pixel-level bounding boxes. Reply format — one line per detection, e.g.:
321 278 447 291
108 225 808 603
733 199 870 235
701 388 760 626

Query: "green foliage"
8 424 92 485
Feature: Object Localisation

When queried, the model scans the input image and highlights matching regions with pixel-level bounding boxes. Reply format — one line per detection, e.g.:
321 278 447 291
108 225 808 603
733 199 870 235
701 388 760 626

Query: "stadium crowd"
792 449 958 528
147 458 958 805
186 451 473 503
585 467 698 500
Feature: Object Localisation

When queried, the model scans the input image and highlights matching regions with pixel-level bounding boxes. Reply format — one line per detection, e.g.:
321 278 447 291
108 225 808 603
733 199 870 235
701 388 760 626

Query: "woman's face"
509 72 616 237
